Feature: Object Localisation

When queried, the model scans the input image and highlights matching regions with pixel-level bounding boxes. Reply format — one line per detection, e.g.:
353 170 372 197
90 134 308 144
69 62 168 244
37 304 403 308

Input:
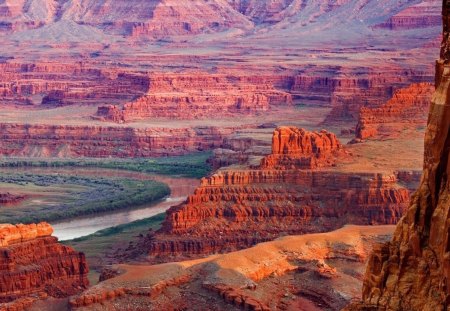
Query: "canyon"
117 127 413 264
0 0 444 310
0 223 89 310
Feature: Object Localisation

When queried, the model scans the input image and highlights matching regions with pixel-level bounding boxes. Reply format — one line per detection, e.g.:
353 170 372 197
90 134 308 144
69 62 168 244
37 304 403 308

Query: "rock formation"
0 223 89 309
119 127 411 263
260 126 341 169
96 74 293 122
355 83 435 139
347 1 450 309
0 123 242 158
0 62 149 106
377 0 441 30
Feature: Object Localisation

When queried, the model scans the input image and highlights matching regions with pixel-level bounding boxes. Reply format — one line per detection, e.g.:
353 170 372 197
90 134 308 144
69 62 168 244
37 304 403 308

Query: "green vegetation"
64 213 165 283
0 173 170 224
0 152 212 178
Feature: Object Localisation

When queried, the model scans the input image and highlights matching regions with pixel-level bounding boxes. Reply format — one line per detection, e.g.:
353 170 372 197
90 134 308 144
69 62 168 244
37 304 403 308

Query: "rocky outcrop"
203 284 271 311
0 223 88 307
355 83 435 139
0 123 242 158
347 1 450 309
260 127 341 169
120 127 411 263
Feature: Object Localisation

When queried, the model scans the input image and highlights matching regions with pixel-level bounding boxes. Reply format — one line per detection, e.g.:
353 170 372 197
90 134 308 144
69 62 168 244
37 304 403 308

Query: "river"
0 167 199 241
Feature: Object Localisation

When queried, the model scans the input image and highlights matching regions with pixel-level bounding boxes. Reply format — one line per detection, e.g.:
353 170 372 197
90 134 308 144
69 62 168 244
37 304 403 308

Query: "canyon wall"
355 83 435 139
377 0 441 29
0 123 241 158
121 127 411 263
96 74 293 122
347 1 450 309
260 126 341 169
0 62 149 106
0 223 88 309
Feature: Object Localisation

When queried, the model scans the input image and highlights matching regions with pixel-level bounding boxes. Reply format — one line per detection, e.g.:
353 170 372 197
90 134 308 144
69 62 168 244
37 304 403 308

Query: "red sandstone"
355 82 435 140
0 223 89 309
347 2 450 309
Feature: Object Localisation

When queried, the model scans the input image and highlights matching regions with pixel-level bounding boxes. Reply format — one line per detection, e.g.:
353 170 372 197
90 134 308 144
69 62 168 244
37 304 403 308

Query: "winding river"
0 167 199 241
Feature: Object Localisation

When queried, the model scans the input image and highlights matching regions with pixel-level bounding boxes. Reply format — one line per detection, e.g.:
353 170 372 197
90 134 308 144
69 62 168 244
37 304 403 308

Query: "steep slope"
347 1 450 309
59 0 253 37
0 223 89 310
355 82 435 140
0 0 440 39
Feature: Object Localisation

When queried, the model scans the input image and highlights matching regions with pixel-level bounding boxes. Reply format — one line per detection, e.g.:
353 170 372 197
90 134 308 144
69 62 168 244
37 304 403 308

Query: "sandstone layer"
0 223 89 309
0 123 242 158
120 127 411 263
0 62 149 106
377 0 441 29
347 1 450 309
70 225 394 311
260 126 341 169
96 74 292 122
355 83 435 140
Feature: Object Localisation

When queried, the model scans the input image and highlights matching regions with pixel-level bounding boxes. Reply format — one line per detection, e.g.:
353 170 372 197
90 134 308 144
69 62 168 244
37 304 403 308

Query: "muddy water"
0 167 199 240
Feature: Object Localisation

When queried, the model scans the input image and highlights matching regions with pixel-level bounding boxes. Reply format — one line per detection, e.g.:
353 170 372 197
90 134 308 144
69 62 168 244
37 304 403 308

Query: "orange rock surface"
355 82 435 140
347 1 450 309
70 225 395 311
261 127 341 169
0 223 89 308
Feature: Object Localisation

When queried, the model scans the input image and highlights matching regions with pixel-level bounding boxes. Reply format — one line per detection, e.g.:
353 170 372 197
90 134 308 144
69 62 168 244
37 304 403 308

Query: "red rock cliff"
96 74 293 122
355 83 435 140
0 123 241 158
261 127 341 169
347 1 450 309
0 223 89 308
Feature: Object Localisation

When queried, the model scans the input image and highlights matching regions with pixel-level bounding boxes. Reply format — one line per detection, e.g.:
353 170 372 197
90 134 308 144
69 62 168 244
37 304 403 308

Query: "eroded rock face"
0 123 241 158
347 1 450 309
96 74 292 122
121 127 411 263
0 62 149 106
0 223 89 308
261 127 341 169
355 83 435 139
